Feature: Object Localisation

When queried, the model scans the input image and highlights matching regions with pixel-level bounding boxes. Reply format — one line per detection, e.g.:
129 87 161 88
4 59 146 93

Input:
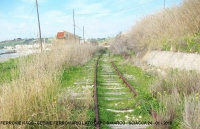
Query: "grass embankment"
109 0 200 54
109 0 200 128
0 44 99 129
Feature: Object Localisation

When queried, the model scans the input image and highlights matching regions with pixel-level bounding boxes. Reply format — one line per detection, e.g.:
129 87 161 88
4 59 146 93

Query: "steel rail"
94 56 101 129
111 61 158 122
93 55 158 129
111 61 138 96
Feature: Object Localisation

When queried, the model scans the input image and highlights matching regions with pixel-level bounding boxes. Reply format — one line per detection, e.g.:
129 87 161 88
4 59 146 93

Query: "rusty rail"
111 61 138 96
93 55 158 129
94 56 101 129
111 61 159 123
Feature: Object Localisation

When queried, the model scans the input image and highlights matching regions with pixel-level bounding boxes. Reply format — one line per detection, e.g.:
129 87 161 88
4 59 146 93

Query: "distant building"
56 30 80 44
13 38 21 41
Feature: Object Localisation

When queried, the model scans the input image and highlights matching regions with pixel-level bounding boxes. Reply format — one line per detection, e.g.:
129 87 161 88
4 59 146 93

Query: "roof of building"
56 32 65 39
56 30 81 39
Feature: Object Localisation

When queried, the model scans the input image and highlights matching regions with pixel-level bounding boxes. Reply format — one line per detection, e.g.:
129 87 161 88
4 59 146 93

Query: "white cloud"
66 0 111 15
0 0 182 41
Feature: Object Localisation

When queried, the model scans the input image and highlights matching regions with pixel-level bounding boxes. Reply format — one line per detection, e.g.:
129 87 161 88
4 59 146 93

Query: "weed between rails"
97 53 153 129
59 57 98 128
112 55 157 120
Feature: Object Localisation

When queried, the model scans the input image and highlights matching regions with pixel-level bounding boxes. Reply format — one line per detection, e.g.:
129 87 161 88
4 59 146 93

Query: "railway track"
64 52 156 129
94 53 150 129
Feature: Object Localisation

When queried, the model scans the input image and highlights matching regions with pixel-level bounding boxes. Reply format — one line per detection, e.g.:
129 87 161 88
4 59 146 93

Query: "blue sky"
0 0 182 41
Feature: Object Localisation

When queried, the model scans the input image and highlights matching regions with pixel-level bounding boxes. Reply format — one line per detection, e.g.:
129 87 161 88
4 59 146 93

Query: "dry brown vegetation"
151 70 200 129
109 33 132 57
0 43 99 129
182 95 200 129
109 0 200 54
152 71 200 95
109 0 200 128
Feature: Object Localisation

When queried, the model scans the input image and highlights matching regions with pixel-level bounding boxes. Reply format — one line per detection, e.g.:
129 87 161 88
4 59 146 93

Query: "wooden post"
83 26 84 41
73 9 76 44
164 0 165 8
36 0 42 51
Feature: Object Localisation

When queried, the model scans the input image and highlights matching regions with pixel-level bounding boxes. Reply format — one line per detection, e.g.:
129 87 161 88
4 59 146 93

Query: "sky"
0 0 183 41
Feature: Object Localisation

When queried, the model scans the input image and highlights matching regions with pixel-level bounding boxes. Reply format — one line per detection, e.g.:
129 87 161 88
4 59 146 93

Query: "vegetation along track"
94 52 150 129
63 51 157 128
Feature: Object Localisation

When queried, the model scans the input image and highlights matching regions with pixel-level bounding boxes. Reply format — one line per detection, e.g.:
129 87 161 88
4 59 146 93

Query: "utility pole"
36 0 42 51
44 35 45 49
83 26 84 41
73 9 76 43
164 0 165 9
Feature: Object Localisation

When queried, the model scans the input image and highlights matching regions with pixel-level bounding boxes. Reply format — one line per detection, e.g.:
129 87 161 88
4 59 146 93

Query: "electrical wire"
15 0 158 39
17 5 36 38
75 0 157 16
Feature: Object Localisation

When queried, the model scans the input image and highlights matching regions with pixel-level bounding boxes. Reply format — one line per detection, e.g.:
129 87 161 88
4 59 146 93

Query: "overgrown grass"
108 1 200 128
0 58 18 84
151 70 200 129
109 0 200 54
59 55 101 129
61 65 85 88
0 43 99 129
112 55 157 121
128 0 200 52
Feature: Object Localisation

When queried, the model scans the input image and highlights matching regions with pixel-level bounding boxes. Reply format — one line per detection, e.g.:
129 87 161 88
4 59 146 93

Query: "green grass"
111 55 158 121
61 65 85 88
162 33 200 52
0 58 18 84
59 56 98 129
111 54 189 128
60 57 97 88
97 53 154 129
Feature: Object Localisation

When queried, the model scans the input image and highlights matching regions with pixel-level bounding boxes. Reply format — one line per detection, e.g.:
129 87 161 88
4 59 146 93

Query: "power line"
17 5 35 38
75 25 82 30
38 5 72 12
75 0 157 16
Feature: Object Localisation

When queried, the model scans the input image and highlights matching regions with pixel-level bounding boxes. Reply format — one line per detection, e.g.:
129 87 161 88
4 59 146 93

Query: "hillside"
109 0 200 55
0 38 52 49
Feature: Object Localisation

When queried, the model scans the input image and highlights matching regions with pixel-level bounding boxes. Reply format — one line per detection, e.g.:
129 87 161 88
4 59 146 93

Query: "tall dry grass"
109 0 200 55
182 95 200 129
151 70 200 129
0 43 98 128
152 92 181 129
152 70 200 95
126 0 200 52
